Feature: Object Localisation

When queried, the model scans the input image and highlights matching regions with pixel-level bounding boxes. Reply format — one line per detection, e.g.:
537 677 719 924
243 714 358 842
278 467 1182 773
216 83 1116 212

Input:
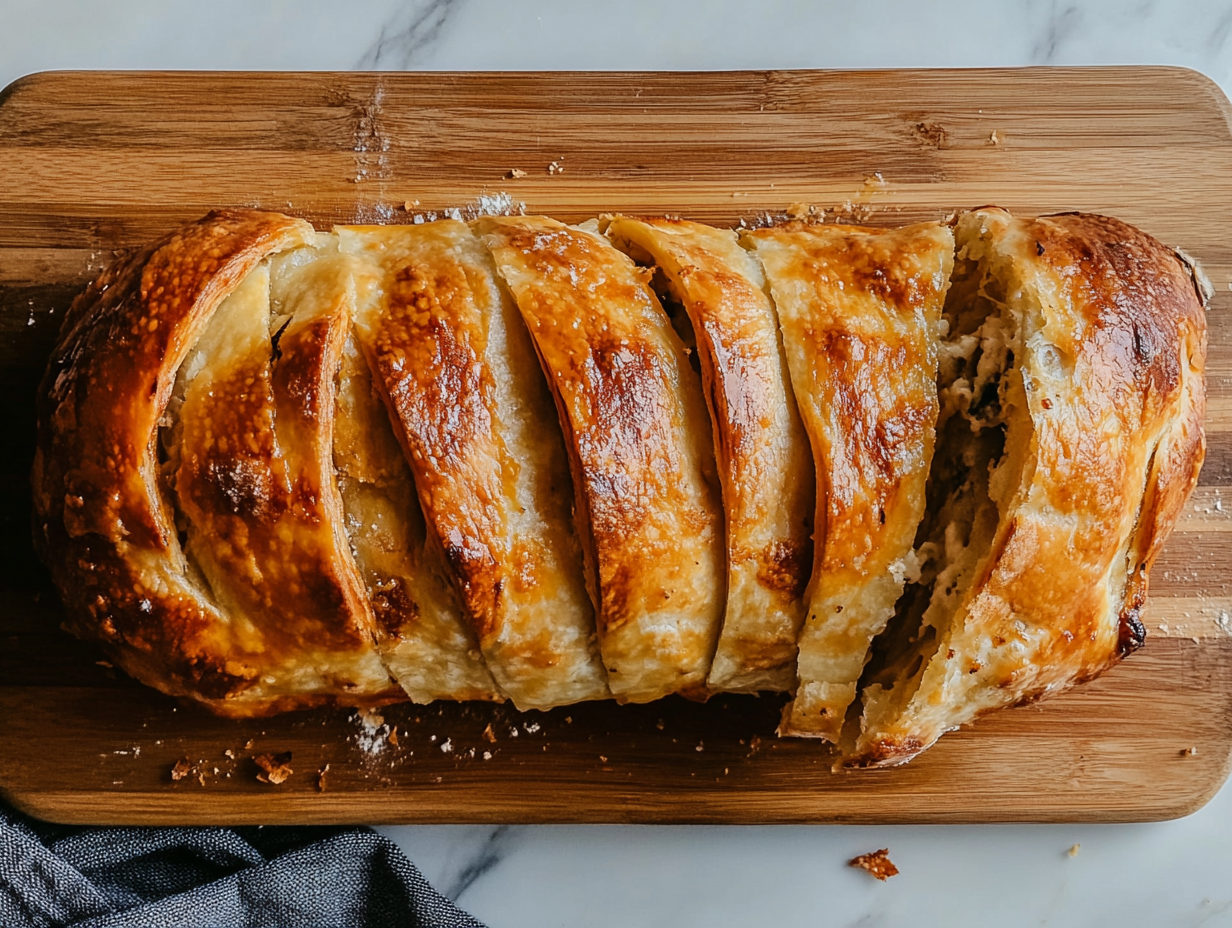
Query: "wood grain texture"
1 67 1230 825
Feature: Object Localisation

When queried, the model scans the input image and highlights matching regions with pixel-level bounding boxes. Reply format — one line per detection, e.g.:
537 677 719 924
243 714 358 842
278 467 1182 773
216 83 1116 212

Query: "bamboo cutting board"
1 68 1230 825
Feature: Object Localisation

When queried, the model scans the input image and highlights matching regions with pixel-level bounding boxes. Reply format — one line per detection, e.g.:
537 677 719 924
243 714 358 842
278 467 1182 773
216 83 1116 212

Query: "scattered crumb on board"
1068 843 1081 858
254 752 293 785
351 709 393 756
849 848 899 881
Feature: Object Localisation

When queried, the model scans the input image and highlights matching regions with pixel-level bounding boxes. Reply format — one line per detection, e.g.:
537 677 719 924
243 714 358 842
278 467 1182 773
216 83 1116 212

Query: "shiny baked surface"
477 216 726 704
606 217 815 695
747 221 954 741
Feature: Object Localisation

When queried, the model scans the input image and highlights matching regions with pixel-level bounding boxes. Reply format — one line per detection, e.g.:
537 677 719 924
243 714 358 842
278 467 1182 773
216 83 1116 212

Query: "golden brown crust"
849 209 1206 765
477 216 725 703
340 221 607 709
605 217 814 693
32 209 322 714
332 326 501 704
746 221 954 740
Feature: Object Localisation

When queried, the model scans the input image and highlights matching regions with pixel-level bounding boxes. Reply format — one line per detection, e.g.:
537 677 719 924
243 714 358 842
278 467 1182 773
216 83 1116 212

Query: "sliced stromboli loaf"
606 217 815 693
172 252 398 707
29 209 352 716
33 208 1206 761
273 239 500 704
849 208 1207 767
745 221 954 740
476 216 726 703
338 221 606 709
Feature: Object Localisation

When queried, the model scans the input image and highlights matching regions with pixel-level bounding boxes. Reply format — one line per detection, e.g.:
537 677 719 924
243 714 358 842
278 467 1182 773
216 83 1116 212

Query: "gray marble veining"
357 0 464 70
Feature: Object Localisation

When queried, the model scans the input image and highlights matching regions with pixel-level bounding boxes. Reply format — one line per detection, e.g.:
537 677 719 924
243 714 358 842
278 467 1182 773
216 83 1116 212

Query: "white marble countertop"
4 2 1231 926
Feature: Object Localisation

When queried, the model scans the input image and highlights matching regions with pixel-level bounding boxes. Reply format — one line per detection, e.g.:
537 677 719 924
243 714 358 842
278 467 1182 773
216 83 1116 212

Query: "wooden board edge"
3 65 1230 132
6 750 1229 827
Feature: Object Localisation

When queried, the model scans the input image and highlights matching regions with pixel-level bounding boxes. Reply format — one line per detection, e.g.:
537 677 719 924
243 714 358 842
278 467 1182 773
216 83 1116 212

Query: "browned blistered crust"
477 216 725 703
746 221 954 741
605 217 815 694
30 209 347 715
850 209 1206 766
173 252 399 707
340 221 606 709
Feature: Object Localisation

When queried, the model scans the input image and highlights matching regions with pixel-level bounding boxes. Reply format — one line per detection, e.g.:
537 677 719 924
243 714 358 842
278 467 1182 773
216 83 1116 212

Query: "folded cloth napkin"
0 798 486 928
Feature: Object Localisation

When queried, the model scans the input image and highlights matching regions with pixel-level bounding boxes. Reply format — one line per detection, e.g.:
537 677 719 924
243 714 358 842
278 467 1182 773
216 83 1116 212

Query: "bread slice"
333 321 501 705
31 210 330 716
338 221 607 709
268 237 498 706
476 216 726 703
848 208 1207 766
744 221 954 740
606 216 815 693
171 251 400 707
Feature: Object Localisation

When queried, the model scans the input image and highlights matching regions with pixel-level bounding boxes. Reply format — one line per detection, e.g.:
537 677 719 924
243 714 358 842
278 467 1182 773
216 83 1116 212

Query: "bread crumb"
440 738 453 754
507 168 528 179
1067 843 1081 857
243 739 254 750
849 848 899 880
388 726 399 747
547 160 564 175
989 130 1000 145
695 742 705 752
482 723 497 743
254 752 293 785
95 660 113 668
599 755 608 763
317 763 330 792
403 199 420 210
656 719 665 730
1182 746 1199 756
171 758 191 781
786 202 810 220
748 734 763 755
224 749 235 760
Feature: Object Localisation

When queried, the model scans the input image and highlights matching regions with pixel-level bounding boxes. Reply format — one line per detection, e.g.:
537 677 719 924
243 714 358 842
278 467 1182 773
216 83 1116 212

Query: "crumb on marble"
1067 843 1081 858
849 848 899 881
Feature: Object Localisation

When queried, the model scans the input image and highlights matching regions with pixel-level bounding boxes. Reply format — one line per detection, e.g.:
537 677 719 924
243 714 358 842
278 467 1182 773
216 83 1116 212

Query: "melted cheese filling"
857 231 1035 745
